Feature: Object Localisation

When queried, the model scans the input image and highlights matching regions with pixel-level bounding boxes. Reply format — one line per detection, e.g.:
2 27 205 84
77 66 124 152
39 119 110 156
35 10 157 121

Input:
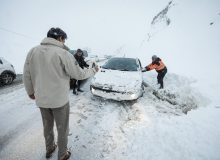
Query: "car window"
102 58 139 71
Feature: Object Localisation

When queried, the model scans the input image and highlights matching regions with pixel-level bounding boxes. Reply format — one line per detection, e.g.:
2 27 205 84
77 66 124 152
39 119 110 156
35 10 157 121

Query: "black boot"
77 88 84 92
73 88 78 95
159 82 164 89
77 80 83 92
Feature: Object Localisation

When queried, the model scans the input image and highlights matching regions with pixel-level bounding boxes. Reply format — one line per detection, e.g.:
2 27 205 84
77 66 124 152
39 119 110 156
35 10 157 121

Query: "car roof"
110 57 139 60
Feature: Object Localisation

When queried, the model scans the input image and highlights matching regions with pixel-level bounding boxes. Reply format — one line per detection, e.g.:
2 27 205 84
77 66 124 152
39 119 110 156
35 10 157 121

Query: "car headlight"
130 93 137 99
91 87 95 93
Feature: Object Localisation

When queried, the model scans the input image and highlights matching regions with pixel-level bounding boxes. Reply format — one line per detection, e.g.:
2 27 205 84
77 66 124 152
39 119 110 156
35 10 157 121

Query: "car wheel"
1 73 14 85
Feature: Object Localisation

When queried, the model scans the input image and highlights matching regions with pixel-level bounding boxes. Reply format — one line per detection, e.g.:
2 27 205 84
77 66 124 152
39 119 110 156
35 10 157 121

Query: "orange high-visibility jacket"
146 59 166 71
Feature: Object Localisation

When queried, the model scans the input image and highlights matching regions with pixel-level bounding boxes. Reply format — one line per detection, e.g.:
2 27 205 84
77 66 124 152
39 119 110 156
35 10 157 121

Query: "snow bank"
142 72 210 114
0 72 219 160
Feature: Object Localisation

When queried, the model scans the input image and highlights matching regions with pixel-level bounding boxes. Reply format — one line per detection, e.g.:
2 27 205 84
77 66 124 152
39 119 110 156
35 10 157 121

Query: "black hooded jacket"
74 54 89 69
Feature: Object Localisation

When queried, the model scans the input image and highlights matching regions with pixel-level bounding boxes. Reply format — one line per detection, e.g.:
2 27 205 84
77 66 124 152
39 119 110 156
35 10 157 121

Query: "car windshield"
102 58 139 71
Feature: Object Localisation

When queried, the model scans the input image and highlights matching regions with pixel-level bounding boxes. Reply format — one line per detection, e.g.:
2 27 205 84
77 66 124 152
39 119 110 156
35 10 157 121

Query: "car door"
136 58 142 71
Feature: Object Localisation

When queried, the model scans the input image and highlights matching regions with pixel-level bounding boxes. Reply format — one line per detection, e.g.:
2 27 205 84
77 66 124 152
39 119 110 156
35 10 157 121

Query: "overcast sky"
0 0 168 71
0 0 161 52
0 0 220 89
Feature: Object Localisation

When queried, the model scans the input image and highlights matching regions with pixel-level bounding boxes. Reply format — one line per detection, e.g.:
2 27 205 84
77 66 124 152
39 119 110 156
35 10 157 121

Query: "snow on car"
90 57 144 101
0 57 16 85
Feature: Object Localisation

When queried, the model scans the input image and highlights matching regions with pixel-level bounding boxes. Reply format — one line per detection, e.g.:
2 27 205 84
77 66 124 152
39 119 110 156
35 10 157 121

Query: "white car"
90 57 144 101
0 57 16 85
88 55 99 62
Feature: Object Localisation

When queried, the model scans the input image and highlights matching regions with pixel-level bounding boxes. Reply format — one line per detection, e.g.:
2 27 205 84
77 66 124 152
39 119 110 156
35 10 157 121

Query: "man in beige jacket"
23 27 98 160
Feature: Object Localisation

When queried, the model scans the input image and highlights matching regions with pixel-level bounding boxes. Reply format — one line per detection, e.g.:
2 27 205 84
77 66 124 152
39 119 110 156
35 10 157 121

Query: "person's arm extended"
61 51 98 80
145 63 156 71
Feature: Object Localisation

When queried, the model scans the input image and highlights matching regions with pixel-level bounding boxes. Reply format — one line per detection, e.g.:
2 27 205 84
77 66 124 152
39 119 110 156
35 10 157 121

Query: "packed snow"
0 72 220 160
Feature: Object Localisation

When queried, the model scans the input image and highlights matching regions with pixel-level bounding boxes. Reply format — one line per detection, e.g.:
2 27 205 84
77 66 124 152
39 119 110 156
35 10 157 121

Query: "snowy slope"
136 0 220 100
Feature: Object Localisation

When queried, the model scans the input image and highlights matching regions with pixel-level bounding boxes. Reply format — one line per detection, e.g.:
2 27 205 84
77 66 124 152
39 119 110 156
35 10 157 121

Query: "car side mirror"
142 68 147 72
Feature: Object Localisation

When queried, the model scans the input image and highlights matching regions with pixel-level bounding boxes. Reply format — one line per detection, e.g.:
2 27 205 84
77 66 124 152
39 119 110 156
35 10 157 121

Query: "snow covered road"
0 73 220 160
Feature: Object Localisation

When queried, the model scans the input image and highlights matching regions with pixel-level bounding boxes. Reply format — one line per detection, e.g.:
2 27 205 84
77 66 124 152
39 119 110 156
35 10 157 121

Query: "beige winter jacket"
23 37 97 108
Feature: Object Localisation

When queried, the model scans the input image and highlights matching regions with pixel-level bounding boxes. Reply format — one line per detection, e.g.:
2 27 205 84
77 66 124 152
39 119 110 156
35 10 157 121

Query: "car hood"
91 69 143 92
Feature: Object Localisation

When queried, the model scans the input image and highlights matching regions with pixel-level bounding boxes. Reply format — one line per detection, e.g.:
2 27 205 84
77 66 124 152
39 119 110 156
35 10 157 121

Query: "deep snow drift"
0 73 220 160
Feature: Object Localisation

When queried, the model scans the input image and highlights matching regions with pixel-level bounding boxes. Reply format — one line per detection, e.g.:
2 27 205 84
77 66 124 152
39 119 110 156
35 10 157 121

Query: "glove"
92 62 96 68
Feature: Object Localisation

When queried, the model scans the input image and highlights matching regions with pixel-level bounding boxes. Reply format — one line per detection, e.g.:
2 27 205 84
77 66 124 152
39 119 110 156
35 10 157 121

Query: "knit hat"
152 55 158 61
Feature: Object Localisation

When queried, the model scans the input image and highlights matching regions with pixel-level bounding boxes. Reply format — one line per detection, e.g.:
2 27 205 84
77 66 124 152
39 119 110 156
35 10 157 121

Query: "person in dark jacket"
72 49 89 94
143 55 167 89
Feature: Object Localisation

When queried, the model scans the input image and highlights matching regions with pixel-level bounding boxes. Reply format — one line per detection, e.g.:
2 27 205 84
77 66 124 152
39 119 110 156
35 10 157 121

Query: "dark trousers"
72 79 82 90
157 67 167 89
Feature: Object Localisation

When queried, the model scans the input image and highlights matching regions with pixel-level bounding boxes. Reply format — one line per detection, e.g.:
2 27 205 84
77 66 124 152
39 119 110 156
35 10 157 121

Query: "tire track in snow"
0 112 40 153
67 87 140 160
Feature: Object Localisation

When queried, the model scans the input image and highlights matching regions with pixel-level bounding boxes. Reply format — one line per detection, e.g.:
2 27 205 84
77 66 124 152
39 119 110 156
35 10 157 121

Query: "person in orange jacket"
143 55 167 89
